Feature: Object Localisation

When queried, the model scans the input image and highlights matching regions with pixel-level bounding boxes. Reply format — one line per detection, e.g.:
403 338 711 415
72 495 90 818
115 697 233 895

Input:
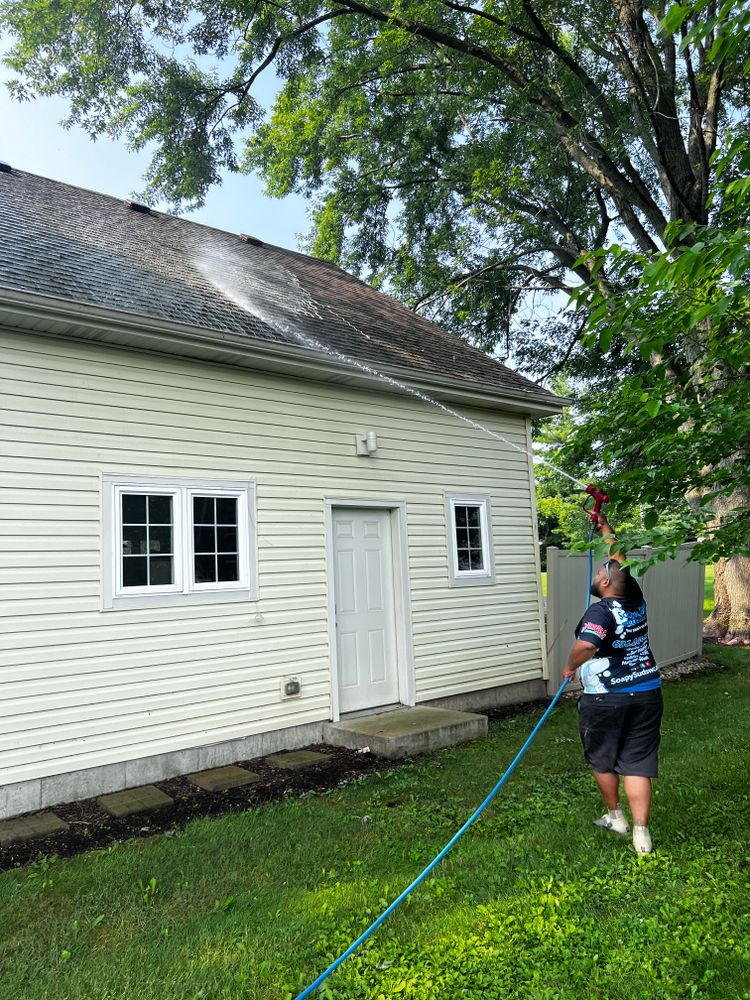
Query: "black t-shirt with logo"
574 576 660 694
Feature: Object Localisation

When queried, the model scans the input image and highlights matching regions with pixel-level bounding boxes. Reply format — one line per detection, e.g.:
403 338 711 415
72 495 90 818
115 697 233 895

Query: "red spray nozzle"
584 484 609 524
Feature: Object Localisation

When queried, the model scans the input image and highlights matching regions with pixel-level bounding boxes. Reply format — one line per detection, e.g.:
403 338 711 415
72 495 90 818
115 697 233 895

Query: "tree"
3 0 749 636
4 2 746 330
573 128 750 642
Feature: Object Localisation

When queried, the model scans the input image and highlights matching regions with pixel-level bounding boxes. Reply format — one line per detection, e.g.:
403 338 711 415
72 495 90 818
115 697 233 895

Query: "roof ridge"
8 166 286 254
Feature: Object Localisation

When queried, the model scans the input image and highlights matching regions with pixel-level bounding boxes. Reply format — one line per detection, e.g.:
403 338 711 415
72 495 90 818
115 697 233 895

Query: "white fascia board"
0 287 567 416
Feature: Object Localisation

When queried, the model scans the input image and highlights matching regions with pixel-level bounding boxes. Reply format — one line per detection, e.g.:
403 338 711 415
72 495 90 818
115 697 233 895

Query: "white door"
333 508 399 713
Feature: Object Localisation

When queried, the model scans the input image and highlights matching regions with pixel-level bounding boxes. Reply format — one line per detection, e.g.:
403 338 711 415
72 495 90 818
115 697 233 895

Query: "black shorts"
577 689 663 777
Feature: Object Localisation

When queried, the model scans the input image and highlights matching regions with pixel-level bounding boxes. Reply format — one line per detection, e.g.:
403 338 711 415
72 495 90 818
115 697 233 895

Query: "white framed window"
103 475 256 609
445 493 494 587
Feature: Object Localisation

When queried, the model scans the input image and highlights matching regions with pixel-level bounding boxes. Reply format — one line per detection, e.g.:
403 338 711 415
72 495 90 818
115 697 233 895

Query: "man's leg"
591 770 630 834
623 775 652 826
578 697 630 834
594 770 620 810
618 694 662 853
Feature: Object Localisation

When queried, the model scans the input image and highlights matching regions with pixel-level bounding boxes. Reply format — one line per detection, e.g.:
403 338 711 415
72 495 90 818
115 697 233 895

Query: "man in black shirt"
562 514 662 854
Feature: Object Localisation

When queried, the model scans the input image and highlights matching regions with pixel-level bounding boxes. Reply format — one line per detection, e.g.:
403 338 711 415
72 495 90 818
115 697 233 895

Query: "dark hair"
605 559 633 597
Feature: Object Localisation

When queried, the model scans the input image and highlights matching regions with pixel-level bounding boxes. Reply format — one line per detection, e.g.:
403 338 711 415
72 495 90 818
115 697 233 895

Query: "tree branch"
612 0 701 221
537 312 589 382
237 7 352 97
331 0 669 242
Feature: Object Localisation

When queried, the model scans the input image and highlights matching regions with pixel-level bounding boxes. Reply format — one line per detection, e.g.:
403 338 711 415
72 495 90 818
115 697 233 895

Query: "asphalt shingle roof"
0 168 559 409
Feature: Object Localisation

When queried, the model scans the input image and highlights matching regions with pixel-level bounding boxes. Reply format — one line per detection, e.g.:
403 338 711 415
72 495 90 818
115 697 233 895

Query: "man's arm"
561 639 597 679
597 513 626 562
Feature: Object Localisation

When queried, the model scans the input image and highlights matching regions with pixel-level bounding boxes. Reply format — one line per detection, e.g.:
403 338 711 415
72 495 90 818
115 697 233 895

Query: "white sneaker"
633 824 653 854
593 810 630 836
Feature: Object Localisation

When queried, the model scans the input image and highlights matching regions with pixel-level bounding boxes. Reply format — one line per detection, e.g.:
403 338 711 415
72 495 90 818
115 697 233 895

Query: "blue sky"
0 54 309 250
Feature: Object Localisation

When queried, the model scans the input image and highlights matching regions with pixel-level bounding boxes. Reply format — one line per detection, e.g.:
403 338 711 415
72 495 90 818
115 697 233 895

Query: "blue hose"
294 676 571 1000
294 529 598 998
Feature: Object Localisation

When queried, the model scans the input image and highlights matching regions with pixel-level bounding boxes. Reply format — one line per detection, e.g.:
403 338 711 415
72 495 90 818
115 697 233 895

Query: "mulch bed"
0 656 727 874
0 744 397 874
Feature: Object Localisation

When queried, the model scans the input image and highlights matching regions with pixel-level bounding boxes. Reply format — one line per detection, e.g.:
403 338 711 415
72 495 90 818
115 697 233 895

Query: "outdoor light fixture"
356 431 379 456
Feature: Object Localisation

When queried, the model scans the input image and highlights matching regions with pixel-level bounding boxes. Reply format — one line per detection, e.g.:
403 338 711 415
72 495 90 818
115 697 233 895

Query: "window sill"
103 589 257 611
448 574 495 588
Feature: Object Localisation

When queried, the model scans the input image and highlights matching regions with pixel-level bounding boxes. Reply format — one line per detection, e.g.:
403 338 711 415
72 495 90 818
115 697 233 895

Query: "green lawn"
704 563 715 615
1 649 748 1000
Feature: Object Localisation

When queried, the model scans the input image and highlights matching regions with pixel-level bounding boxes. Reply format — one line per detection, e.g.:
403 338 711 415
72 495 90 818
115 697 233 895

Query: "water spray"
194 242 589 491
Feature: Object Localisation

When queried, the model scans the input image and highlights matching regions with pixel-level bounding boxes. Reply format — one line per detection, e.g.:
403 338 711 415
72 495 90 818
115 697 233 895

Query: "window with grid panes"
121 493 174 587
193 496 239 584
103 476 255 609
446 494 493 585
453 503 484 572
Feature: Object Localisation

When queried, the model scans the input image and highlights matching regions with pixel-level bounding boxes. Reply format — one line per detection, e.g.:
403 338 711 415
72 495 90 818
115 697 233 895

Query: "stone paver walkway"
187 765 260 792
98 785 174 818
0 811 69 848
264 750 330 770
2 748 332 848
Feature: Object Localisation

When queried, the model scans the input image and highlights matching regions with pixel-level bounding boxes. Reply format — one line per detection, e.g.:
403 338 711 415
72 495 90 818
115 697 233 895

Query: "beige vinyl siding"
0 329 545 785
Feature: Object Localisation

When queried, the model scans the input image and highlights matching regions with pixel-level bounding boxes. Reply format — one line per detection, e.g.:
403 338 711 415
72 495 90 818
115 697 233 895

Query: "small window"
103 476 255 609
121 493 175 588
191 494 240 587
446 494 494 586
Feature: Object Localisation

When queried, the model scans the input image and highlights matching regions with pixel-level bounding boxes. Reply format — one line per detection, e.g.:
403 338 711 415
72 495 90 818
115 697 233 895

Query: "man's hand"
595 512 616 537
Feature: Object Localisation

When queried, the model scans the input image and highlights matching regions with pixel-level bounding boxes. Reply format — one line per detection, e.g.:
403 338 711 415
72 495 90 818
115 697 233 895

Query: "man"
562 513 662 854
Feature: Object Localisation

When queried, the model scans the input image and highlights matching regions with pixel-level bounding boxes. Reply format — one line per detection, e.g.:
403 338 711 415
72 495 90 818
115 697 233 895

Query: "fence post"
546 547 560 696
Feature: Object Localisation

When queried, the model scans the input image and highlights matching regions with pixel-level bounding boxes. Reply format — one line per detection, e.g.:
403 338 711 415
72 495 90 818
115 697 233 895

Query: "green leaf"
644 510 659 529
598 327 614 353
661 3 689 35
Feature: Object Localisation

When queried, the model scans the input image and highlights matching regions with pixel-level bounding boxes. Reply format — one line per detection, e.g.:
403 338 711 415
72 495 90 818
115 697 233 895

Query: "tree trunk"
701 485 750 645
704 556 750 646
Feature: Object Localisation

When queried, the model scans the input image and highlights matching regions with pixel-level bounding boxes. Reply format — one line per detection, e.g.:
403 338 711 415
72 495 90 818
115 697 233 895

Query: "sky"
0 53 308 251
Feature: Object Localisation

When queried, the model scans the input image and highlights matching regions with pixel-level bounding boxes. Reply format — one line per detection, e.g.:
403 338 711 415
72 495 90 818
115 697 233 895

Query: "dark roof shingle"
0 169 560 410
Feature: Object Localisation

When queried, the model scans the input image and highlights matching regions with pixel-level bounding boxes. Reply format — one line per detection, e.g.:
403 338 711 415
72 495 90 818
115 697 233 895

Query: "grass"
704 563 715 616
1 650 748 1000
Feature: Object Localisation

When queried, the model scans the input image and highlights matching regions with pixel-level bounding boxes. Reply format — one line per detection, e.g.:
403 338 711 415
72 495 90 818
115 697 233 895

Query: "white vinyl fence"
545 543 705 692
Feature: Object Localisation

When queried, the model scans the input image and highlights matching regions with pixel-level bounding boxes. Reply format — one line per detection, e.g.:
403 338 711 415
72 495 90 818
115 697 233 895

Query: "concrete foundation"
0 720 324 821
421 677 548 714
0 679 548 820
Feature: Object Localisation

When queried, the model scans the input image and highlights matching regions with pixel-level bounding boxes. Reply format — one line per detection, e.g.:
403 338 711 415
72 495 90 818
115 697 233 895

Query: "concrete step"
323 706 487 760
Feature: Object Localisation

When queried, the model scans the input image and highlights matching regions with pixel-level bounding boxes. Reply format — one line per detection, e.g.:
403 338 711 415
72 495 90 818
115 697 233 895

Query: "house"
0 167 564 819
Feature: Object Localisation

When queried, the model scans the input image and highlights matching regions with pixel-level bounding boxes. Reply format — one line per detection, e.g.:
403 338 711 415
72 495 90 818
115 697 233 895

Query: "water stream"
194 241 587 488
